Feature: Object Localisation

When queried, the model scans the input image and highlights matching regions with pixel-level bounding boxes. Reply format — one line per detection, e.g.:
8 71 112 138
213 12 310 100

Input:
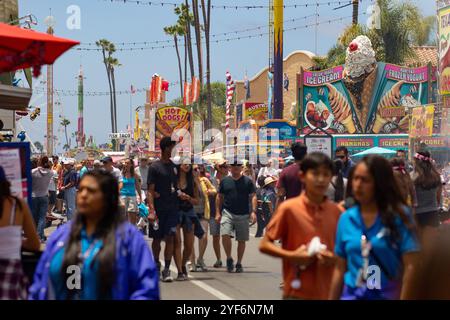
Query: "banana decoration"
325 83 356 134
372 81 404 133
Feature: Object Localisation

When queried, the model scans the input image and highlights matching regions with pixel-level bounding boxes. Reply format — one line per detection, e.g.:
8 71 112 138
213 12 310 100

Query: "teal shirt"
120 176 137 197
80 166 89 178
49 228 104 300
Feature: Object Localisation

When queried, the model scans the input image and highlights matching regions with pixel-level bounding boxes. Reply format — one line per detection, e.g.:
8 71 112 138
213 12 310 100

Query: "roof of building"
405 46 438 67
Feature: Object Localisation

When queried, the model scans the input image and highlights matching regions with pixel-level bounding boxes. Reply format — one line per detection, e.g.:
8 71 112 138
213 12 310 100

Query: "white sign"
305 136 333 158
0 148 24 198
109 133 131 139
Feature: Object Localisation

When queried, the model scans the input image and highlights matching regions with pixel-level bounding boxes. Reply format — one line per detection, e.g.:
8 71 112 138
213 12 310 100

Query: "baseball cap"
93 160 101 165
102 156 113 163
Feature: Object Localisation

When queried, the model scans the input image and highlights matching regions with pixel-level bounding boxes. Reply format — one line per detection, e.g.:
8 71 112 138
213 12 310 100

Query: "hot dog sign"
155 106 191 149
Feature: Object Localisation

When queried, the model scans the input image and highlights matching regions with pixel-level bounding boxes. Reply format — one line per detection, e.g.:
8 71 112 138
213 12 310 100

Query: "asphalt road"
146 225 283 300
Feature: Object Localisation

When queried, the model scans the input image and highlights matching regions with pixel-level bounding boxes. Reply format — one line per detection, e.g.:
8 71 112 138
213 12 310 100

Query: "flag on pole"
161 80 169 92
190 77 200 103
183 82 192 106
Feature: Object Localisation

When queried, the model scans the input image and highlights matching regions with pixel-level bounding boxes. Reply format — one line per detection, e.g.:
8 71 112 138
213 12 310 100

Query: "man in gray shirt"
135 157 149 200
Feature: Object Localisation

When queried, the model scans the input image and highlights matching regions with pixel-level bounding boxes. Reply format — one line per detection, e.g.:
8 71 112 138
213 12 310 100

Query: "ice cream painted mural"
300 36 436 134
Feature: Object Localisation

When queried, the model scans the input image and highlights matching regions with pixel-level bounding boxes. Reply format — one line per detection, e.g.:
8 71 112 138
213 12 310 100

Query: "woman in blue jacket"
29 170 159 300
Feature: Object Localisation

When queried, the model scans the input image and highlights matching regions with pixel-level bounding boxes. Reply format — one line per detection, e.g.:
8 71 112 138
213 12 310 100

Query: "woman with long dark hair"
174 159 199 281
390 157 416 208
29 170 159 300
0 166 40 299
329 155 419 300
119 158 142 225
411 151 442 244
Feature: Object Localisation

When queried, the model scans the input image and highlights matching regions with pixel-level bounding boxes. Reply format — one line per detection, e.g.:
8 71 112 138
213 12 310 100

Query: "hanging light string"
100 0 353 10
79 13 319 47
76 14 363 51
32 75 208 97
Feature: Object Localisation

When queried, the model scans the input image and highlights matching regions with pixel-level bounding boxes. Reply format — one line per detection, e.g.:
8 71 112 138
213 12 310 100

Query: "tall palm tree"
60 118 71 150
192 0 203 87
176 3 195 81
96 39 116 133
164 25 185 97
200 0 212 130
108 57 121 133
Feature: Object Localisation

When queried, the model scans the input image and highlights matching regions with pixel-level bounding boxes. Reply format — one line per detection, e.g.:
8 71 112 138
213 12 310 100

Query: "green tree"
175 3 195 82
96 39 118 134
60 118 71 150
164 24 185 97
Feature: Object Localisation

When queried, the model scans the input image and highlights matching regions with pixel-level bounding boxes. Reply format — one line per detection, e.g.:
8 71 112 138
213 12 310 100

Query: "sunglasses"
230 164 243 167
336 155 346 160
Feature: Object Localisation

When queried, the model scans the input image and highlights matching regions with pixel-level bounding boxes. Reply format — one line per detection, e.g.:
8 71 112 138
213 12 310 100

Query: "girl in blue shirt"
329 155 419 300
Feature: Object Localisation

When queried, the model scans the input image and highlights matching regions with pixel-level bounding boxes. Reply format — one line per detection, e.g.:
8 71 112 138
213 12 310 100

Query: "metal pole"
47 25 54 156
273 0 283 119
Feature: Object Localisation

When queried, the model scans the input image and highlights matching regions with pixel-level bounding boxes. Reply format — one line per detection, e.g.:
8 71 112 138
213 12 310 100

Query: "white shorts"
120 196 138 213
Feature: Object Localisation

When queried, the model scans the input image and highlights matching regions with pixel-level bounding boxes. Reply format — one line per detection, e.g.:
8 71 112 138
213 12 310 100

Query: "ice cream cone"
372 114 388 133
342 115 357 134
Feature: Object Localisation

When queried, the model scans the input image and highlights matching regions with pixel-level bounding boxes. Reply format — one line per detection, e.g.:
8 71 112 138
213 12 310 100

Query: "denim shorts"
120 196 138 213
179 208 197 233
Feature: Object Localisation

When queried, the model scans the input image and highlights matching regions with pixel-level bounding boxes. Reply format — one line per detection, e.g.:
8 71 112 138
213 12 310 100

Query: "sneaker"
235 263 243 273
182 265 188 277
226 258 234 273
161 269 173 282
213 260 223 268
176 272 188 281
196 259 208 272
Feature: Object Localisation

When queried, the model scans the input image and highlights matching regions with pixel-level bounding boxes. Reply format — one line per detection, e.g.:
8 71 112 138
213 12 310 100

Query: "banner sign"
439 5 450 94
244 102 268 121
0 143 32 204
410 105 435 138
300 62 436 135
155 106 191 150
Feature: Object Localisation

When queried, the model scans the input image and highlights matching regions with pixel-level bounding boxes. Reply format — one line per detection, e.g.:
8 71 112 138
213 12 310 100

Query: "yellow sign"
245 103 268 121
410 105 435 138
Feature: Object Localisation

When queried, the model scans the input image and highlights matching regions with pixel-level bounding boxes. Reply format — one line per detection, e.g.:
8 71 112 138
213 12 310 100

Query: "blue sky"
18 0 434 153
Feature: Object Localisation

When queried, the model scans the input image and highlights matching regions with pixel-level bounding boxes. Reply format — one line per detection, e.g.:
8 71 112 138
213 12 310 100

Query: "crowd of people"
1 135 450 300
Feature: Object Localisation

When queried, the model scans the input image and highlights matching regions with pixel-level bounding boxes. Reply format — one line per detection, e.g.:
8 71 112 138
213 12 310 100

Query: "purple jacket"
28 222 160 300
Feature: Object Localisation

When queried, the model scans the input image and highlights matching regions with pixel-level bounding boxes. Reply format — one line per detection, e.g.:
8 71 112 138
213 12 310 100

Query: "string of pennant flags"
79 13 319 47
75 14 364 52
101 0 354 10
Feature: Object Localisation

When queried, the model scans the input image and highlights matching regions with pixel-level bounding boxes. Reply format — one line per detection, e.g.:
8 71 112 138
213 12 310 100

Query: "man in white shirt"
135 157 150 201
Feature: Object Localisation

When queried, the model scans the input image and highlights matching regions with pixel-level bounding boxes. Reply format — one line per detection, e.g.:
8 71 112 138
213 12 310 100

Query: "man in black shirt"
147 137 179 282
215 161 256 273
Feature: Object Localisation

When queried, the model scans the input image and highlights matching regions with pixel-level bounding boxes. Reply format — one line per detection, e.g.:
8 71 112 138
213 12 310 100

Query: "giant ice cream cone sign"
439 6 450 94
299 35 436 135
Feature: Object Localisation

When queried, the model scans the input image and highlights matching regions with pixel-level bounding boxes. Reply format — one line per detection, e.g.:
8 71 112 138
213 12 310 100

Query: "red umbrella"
0 22 79 77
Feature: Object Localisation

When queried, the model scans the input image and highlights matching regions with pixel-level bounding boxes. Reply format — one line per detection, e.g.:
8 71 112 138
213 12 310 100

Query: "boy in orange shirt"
259 152 343 299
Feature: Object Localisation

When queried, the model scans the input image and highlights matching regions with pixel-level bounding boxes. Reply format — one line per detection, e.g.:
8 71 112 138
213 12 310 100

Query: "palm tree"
108 57 121 133
200 0 212 130
164 24 185 97
96 39 117 133
60 118 71 150
176 3 195 81
192 0 203 87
